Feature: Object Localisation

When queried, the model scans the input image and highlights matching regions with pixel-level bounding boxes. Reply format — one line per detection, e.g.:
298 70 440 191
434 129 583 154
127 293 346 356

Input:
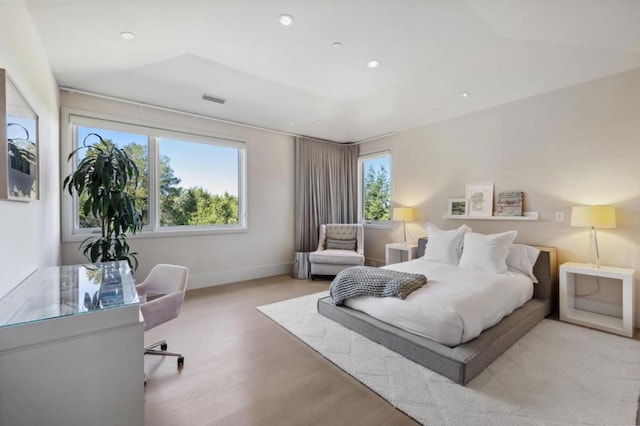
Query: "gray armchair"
309 224 364 279
136 264 189 368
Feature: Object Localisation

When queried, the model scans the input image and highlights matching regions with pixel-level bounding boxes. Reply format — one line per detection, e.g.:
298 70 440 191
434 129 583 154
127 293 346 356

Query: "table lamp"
570 205 616 268
393 207 415 245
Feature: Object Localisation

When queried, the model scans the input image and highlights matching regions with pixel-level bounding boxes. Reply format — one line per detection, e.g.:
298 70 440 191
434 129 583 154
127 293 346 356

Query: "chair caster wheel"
178 357 184 368
161 343 168 351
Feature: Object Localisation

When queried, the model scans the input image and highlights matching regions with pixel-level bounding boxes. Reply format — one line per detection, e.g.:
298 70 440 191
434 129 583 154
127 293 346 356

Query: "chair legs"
144 339 184 368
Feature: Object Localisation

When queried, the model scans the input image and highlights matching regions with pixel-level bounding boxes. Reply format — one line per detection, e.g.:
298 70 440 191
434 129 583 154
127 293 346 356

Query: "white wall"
59 92 295 287
0 3 60 298
361 67 640 323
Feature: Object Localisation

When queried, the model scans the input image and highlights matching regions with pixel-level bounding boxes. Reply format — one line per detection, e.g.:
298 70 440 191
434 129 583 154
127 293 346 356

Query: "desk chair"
136 264 189 367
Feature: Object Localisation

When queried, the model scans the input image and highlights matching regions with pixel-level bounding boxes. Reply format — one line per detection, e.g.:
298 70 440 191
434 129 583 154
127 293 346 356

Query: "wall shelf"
443 212 539 221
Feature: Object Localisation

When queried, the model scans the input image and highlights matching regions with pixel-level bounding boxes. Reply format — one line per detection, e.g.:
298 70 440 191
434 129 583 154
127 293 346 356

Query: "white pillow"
458 230 518 274
506 244 540 283
423 223 472 265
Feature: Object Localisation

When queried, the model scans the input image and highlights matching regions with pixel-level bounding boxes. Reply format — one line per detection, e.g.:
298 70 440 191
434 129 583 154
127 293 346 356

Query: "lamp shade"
393 207 415 221
570 205 616 228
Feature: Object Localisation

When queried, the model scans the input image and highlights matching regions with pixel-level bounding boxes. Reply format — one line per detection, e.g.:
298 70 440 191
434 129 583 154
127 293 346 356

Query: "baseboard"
365 257 385 267
188 262 293 289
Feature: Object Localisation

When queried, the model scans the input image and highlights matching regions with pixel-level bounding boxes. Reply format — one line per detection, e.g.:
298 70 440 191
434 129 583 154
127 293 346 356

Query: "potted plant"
63 133 143 270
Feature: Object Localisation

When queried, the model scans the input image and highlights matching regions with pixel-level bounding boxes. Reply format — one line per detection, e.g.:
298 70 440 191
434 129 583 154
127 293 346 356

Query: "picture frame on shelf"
496 191 524 216
448 198 467 216
1 68 39 201
466 182 493 217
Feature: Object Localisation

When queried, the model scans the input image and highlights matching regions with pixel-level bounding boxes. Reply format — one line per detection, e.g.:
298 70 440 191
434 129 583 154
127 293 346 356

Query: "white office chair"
136 264 189 368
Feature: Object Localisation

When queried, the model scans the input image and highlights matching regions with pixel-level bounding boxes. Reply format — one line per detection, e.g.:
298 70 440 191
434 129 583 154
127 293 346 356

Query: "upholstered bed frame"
317 243 557 385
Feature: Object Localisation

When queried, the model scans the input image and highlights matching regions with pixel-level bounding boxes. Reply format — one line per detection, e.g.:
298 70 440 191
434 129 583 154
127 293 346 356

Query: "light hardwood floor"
143 275 418 426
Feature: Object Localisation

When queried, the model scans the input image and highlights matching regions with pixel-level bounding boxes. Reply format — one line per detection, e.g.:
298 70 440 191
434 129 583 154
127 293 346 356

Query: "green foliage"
174 188 238 226
63 134 143 270
364 164 391 221
121 142 150 225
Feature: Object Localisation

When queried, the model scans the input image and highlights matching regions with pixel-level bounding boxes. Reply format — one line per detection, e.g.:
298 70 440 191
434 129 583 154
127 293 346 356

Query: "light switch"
555 211 564 222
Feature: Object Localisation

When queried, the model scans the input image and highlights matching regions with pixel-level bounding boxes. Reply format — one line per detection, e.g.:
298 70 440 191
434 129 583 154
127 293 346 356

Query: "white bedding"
343 258 534 347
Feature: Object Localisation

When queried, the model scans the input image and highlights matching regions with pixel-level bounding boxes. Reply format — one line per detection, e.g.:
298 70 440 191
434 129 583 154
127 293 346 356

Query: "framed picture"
496 191 524 216
0 68 39 201
448 198 467 216
466 182 493 217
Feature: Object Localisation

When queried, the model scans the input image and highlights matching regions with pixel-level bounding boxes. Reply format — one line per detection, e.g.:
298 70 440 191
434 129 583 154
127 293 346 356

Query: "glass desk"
0 261 139 327
0 262 144 426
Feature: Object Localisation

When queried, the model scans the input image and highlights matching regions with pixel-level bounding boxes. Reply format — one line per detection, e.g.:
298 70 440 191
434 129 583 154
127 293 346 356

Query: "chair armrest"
316 225 327 251
139 291 184 331
135 281 150 296
357 227 364 255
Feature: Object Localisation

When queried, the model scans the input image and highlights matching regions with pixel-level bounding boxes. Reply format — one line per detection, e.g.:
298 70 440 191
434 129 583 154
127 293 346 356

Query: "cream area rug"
258 291 640 426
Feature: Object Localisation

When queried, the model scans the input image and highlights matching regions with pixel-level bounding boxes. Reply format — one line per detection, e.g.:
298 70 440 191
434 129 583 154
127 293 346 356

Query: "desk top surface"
0 261 139 328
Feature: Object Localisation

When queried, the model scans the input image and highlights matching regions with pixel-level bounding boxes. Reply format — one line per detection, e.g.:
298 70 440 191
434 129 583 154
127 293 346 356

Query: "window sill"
63 225 248 243
362 221 394 230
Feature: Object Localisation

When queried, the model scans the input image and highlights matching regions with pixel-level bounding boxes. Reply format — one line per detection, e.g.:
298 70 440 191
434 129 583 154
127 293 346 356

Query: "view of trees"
78 139 238 228
363 163 391 221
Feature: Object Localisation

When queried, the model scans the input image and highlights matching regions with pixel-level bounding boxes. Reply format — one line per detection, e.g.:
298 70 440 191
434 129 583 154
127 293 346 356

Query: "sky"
77 126 239 196
364 155 390 176
7 116 37 143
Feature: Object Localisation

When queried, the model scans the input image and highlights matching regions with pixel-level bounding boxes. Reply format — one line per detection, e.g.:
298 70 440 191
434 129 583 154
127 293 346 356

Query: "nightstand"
559 262 636 337
385 243 418 265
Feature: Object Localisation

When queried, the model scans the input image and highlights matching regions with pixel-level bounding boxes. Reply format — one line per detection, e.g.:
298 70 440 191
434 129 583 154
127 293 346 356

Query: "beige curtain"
294 137 359 253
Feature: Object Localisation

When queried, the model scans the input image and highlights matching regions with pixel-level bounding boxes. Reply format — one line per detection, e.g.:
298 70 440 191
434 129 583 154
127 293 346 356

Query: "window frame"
358 149 393 229
61 108 248 242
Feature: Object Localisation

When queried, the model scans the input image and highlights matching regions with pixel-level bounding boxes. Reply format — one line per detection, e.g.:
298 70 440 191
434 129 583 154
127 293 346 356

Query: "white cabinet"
559 262 635 337
385 243 418 265
0 262 144 426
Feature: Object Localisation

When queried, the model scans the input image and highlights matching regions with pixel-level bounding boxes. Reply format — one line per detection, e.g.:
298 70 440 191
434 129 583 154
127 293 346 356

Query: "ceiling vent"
202 93 226 104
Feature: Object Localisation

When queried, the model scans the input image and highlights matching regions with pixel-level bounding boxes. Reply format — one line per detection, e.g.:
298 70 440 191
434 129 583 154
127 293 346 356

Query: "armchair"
309 224 364 279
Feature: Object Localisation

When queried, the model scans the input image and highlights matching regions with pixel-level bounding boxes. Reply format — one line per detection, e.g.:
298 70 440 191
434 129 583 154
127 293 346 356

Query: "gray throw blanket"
330 266 427 306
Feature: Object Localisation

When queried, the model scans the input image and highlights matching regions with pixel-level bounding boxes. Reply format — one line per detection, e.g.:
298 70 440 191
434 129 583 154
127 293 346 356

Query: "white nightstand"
559 262 636 337
385 243 418 265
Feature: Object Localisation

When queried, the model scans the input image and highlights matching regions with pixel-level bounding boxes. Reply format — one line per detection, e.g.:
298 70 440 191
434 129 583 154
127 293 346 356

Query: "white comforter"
343 259 534 347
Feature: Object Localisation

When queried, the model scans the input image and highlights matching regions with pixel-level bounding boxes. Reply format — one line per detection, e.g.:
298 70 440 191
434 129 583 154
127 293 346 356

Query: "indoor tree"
63 133 143 270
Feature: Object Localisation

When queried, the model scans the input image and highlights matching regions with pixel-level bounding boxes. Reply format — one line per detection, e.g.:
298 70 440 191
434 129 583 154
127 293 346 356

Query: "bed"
317 237 557 385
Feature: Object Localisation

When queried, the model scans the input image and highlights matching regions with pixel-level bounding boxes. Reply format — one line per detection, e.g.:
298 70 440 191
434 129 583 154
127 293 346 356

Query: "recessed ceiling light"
461 91 470 98
120 31 135 40
316 120 322 125
367 60 381 68
279 14 294 26
332 42 342 48
288 122 295 128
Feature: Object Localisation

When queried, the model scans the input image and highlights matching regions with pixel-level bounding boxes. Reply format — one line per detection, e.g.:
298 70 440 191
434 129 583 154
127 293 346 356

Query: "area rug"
258 291 640 425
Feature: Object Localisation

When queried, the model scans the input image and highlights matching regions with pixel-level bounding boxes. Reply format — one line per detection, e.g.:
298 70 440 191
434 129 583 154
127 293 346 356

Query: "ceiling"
24 0 640 143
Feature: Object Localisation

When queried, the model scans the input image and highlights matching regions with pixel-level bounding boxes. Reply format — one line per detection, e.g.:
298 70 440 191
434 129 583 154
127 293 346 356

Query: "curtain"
294 137 359 253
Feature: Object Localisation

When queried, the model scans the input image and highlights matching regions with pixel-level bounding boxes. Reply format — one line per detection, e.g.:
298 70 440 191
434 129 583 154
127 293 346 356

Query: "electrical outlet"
555 211 564 222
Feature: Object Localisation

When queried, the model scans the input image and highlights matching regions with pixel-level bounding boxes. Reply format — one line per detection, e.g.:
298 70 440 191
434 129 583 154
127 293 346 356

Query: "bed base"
317 247 557 385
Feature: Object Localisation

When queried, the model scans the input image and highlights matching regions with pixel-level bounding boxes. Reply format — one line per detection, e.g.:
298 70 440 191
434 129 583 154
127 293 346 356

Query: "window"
359 151 391 225
62 110 246 240
158 138 240 226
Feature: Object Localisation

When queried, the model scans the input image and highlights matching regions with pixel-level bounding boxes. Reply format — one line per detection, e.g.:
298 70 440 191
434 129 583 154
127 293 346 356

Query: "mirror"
0 68 39 201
